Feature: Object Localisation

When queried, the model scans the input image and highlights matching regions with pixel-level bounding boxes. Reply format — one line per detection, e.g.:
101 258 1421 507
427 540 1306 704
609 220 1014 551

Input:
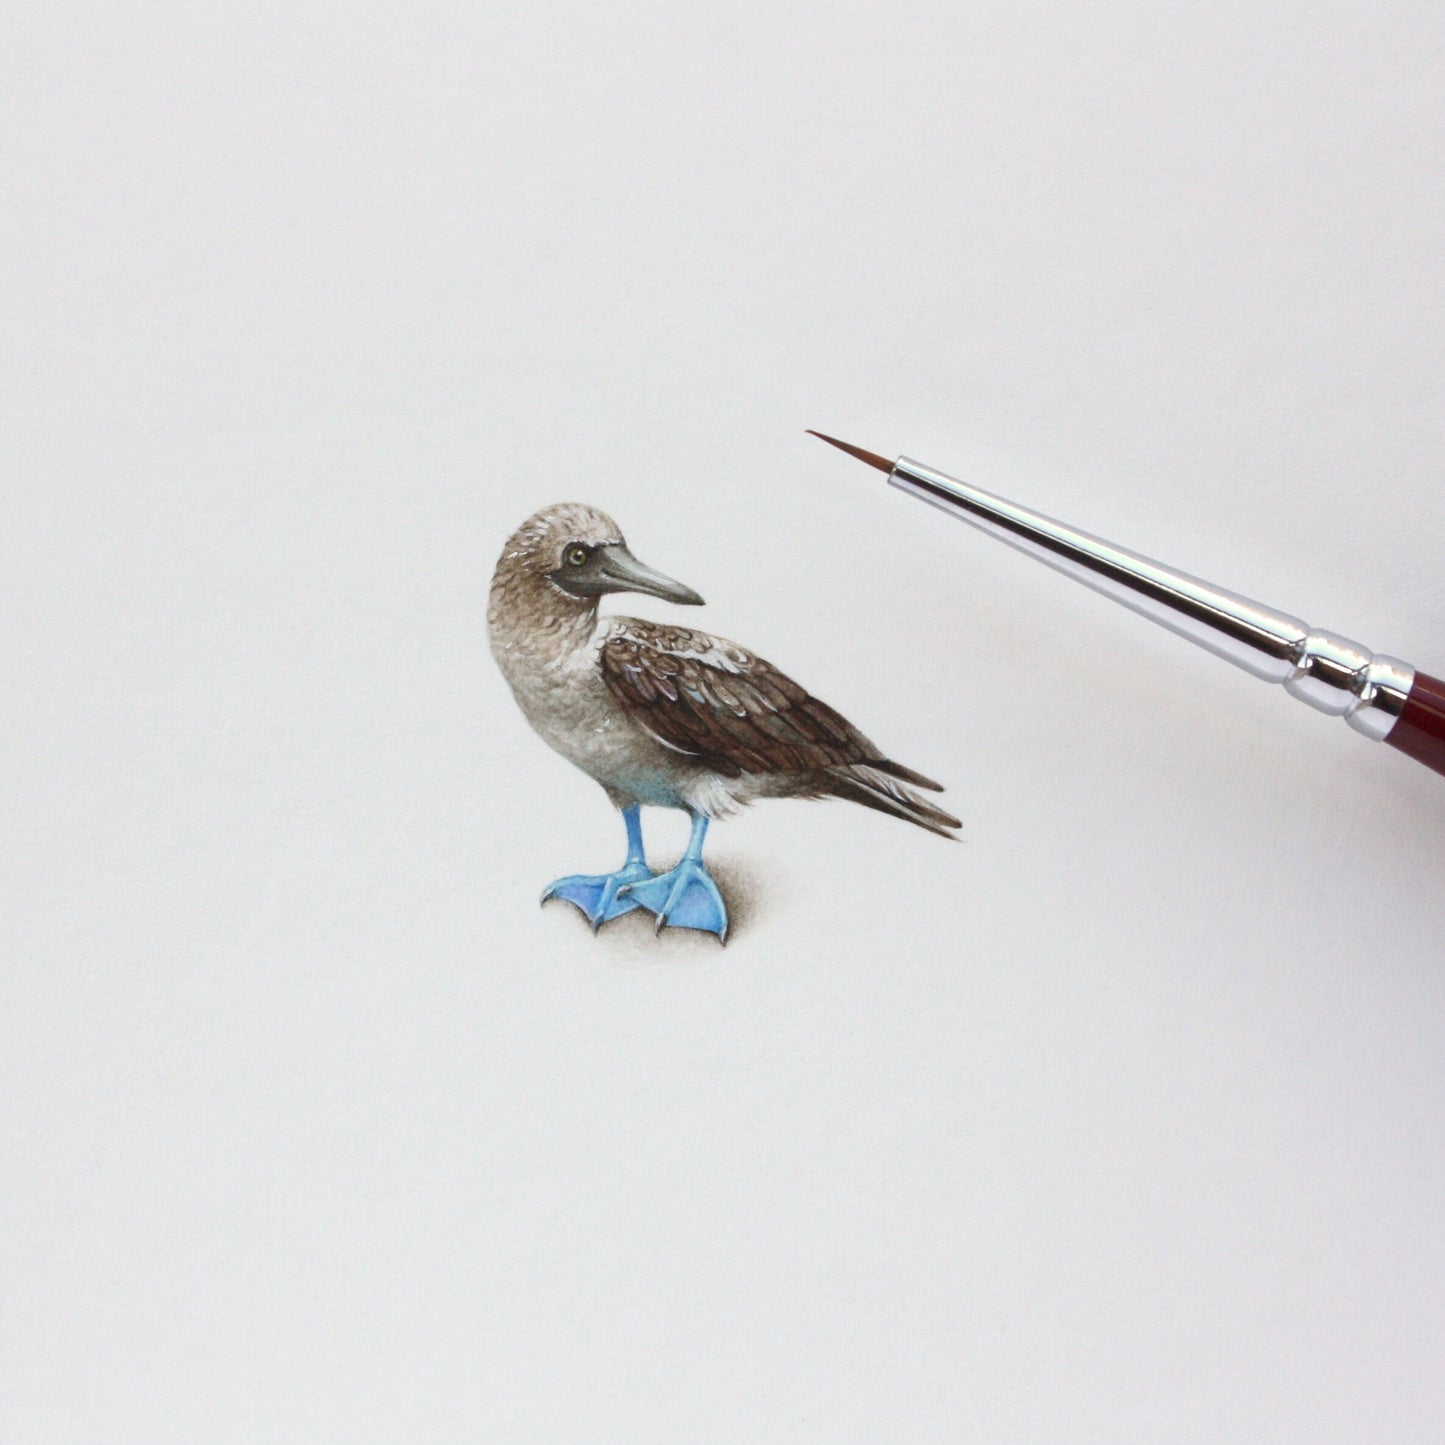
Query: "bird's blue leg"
618 813 728 943
540 806 655 932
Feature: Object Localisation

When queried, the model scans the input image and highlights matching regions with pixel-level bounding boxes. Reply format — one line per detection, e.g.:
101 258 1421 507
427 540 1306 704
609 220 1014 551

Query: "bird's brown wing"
598 619 882 779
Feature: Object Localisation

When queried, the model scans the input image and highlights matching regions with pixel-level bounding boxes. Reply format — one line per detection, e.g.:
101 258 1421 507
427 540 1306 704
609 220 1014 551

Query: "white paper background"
4 3 1443 1440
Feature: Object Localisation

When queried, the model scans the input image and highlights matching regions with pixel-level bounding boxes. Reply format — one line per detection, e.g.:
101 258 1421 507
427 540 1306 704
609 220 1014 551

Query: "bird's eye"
565 545 589 567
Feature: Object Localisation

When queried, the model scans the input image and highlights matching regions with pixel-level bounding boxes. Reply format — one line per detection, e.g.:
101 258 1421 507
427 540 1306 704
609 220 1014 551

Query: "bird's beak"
593 543 704 606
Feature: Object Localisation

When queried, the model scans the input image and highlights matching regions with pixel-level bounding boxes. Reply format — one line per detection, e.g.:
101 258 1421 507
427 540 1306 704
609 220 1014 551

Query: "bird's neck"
488 570 600 672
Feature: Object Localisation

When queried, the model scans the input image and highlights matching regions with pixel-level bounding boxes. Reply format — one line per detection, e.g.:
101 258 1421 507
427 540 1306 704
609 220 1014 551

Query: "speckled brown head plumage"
488 502 704 666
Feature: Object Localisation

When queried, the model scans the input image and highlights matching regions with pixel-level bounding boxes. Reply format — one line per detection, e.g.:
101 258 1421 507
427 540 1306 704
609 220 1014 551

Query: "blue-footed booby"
488 502 960 942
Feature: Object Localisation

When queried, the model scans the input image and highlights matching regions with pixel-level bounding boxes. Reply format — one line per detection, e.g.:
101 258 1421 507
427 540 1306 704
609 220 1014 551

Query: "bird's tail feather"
822 764 962 839
869 757 946 792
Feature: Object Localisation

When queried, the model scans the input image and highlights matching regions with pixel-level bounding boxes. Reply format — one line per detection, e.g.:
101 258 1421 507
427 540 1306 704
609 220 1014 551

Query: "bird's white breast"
493 619 724 810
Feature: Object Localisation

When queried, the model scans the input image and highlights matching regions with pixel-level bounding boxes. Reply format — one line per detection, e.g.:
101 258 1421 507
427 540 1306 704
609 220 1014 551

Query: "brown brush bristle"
806 431 894 474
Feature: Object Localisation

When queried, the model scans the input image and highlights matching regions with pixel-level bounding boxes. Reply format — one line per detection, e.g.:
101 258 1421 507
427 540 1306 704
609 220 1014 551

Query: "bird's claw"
541 861 655 930
618 859 728 943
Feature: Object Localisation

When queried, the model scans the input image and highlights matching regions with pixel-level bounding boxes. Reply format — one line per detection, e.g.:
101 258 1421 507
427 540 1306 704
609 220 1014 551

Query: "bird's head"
495 503 704 608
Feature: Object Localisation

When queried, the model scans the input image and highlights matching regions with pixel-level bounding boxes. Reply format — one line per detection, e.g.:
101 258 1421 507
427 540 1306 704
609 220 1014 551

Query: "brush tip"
806 430 894 474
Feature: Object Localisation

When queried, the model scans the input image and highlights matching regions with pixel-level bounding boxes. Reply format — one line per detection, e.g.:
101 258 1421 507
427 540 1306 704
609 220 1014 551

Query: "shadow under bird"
488 503 960 942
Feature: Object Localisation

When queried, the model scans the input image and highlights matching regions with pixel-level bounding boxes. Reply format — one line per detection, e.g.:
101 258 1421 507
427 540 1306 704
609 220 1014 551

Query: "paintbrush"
810 432 1445 780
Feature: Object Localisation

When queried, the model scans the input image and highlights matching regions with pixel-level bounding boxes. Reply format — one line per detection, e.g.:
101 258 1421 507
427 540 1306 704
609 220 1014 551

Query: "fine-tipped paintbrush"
809 431 1445 780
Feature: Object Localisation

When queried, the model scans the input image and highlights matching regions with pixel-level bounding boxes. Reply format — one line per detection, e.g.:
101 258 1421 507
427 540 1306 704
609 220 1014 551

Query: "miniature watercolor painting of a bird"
488 503 961 942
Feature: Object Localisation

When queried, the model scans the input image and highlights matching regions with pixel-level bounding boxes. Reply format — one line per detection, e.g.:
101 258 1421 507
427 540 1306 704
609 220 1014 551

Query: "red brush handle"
1386 671 1445 778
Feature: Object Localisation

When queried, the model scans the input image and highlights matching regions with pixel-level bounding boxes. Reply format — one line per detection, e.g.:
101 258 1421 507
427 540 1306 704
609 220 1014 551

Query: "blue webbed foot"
541 860 654 932
619 858 728 943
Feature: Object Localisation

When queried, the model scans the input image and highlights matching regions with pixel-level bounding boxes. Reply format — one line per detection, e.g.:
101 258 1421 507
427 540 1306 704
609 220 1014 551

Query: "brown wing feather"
600 619 882 779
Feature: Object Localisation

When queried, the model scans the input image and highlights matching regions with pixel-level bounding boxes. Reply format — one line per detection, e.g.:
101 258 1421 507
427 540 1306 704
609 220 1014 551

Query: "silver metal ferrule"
891 456 1415 742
